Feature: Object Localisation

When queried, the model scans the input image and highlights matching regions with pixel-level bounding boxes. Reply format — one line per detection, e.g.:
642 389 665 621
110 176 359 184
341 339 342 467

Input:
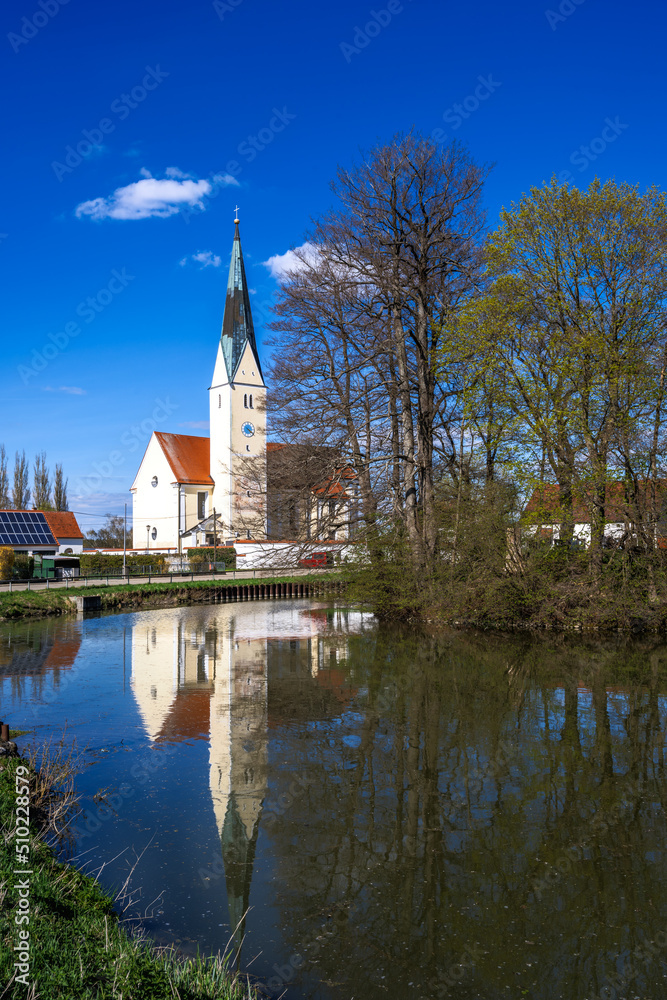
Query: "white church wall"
231 540 363 570
131 435 180 550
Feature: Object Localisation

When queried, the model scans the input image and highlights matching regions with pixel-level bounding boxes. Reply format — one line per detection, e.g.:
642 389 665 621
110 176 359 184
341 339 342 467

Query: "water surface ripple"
1 600 666 999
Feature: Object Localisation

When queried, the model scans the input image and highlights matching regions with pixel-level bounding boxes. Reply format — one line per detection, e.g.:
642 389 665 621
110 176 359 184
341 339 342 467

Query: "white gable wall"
55 536 84 555
131 434 181 550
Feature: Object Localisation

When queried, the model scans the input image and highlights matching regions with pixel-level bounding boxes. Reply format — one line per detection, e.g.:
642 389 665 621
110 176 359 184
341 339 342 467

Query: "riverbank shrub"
347 493 667 632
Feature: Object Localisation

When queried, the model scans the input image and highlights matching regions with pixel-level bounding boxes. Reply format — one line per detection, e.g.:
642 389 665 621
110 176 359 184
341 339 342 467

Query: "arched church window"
249 394 253 408
244 393 248 408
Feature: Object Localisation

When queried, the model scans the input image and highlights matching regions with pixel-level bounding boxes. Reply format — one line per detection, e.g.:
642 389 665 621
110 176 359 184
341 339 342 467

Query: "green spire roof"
220 221 263 382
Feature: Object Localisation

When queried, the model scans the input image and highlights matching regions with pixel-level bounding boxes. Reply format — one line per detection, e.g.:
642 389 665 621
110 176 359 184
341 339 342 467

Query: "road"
0 566 336 594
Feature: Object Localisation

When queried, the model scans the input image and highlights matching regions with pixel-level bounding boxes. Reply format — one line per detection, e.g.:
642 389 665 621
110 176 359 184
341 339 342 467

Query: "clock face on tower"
241 421 255 438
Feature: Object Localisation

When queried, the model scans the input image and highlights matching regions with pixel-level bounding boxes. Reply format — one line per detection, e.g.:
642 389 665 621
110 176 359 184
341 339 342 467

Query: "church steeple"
219 218 263 383
209 213 267 540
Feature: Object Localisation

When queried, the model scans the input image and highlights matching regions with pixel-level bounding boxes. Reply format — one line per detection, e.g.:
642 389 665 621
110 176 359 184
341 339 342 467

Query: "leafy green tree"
466 178 667 576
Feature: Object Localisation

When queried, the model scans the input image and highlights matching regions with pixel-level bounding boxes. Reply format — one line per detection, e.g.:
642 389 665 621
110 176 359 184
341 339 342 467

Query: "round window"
151 528 157 540
151 476 158 487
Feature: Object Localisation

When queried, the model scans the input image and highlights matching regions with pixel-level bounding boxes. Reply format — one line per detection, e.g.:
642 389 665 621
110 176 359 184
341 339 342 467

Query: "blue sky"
1 0 665 532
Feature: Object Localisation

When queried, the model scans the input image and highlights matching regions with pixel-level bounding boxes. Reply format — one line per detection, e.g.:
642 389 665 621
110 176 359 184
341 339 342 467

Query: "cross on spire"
234 205 240 222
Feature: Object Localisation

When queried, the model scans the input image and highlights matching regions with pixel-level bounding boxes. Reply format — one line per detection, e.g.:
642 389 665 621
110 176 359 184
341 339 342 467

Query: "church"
131 218 355 555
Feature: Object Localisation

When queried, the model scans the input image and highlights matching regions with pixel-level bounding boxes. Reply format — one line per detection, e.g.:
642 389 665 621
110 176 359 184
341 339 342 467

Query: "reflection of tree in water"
260 629 667 1000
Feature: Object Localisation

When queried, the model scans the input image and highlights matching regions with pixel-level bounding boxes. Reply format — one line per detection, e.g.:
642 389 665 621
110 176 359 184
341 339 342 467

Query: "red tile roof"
41 511 83 540
155 432 213 485
524 482 666 524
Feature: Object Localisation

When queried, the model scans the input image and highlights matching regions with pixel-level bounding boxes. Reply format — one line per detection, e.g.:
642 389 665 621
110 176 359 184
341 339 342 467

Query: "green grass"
0 755 258 999
0 572 347 621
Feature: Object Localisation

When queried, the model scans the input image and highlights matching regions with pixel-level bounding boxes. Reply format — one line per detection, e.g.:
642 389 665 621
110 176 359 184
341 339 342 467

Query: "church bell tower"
209 216 266 540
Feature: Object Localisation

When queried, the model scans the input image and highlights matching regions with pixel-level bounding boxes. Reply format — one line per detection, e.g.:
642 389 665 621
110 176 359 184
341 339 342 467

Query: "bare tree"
53 463 68 511
12 450 30 509
266 251 390 563
0 445 8 508
268 132 489 574
33 451 52 510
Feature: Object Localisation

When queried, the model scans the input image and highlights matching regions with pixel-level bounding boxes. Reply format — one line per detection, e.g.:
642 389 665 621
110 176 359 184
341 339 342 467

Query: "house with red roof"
523 482 665 547
42 510 85 554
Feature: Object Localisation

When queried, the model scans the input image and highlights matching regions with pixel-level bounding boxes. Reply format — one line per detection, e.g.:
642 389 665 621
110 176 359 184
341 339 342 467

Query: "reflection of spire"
209 627 268 964
220 791 261 960
128 603 361 964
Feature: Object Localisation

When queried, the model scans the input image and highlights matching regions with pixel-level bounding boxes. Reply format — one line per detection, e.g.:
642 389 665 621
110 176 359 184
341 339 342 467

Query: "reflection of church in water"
130 603 361 954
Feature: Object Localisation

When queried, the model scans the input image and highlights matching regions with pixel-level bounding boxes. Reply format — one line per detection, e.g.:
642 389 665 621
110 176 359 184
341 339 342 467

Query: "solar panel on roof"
0 511 56 547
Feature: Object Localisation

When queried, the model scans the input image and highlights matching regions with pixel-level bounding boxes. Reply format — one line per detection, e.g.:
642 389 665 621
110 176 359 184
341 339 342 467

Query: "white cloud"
263 242 319 281
179 250 222 268
75 168 238 221
179 421 210 430
43 385 86 395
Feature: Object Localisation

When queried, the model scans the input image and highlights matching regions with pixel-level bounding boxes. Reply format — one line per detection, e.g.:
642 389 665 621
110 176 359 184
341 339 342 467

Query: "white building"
43 512 85 554
131 218 267 552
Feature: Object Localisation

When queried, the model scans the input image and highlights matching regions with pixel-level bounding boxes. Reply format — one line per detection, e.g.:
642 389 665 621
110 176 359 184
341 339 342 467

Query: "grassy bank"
0 750 258 1000
0 572 347 622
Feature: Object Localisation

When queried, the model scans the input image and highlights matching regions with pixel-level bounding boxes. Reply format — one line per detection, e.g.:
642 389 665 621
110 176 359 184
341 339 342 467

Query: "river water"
1 600 666 999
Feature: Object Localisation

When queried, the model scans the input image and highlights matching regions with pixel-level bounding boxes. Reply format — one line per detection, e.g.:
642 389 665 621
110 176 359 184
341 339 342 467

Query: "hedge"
79 553 168 575
187 547 236 568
